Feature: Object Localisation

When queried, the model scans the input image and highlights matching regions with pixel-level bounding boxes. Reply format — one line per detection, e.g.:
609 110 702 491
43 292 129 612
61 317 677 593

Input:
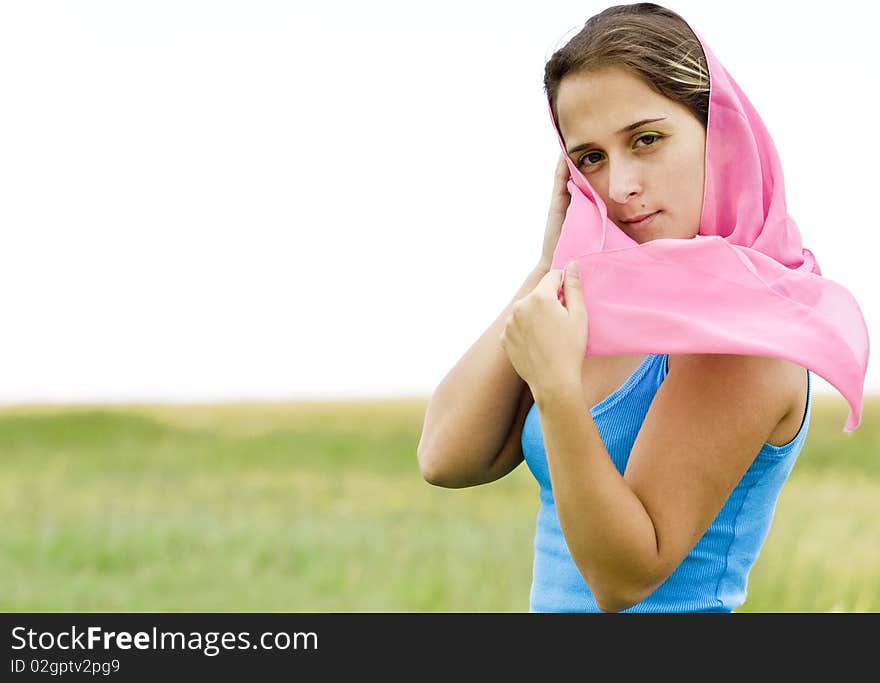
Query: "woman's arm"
419 153 570 488
417 264 548 488
534 353 793 612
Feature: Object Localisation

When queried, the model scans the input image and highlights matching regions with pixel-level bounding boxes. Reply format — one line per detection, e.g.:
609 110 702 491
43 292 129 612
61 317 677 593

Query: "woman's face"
555 66 706 244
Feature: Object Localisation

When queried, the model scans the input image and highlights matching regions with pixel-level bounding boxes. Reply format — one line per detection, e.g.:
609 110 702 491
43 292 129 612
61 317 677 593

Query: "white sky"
0 0 876 406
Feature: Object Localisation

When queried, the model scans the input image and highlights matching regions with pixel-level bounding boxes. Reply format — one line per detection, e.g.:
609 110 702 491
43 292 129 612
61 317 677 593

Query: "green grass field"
1 394 877 612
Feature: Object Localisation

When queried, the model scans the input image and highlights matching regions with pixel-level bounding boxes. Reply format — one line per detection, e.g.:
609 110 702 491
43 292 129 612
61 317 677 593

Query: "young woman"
417 3 868 613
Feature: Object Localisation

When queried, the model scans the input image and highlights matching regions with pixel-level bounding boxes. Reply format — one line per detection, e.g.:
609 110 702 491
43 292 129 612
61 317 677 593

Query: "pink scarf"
549 21 869 433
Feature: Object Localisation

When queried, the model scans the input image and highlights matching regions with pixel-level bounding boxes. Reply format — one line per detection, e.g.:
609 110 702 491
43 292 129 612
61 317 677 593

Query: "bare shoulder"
667 352 803 382
666 353 806 442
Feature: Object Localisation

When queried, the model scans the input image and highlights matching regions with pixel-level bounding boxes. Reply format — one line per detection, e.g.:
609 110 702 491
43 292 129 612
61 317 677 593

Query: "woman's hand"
538 152 573 272
500 261 588 401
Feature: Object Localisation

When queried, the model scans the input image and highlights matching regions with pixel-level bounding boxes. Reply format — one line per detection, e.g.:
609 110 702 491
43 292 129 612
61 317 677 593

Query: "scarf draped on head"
548 19 869 433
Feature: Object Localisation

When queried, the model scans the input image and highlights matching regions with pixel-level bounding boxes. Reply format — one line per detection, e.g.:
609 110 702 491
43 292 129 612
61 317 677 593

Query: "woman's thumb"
564 260 583 308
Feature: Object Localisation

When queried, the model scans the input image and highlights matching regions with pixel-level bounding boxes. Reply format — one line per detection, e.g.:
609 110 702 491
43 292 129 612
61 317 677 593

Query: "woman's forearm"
533 381 662 612
417 263 549 487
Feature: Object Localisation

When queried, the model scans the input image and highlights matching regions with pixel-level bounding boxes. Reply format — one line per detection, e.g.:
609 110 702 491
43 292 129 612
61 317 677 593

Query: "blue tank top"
522 353 811 613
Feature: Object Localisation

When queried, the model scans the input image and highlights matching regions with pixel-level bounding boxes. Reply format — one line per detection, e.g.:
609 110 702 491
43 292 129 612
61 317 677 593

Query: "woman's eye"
579 152 604 167
578 133 662 169
636 133 660 147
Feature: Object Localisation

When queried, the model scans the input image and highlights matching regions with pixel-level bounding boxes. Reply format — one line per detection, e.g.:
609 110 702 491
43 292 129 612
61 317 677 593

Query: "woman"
417 3 868 613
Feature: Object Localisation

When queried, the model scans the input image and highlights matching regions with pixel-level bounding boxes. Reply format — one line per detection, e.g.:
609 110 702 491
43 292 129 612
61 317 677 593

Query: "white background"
1 0 876 406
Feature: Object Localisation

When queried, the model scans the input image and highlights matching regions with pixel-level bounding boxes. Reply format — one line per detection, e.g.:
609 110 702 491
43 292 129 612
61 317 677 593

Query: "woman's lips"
623 211 660 228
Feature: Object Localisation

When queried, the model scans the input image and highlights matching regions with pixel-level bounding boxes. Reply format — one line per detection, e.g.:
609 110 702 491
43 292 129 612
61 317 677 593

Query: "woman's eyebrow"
566 117 668 155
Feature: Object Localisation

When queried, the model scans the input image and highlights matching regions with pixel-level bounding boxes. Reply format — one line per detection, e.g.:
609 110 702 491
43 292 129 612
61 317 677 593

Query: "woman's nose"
607 160 643 205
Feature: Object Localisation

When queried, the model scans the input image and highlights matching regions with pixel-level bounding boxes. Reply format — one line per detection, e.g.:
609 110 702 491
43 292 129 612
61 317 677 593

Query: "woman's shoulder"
666 352 805 392
666 352 804 379
666 353 807 444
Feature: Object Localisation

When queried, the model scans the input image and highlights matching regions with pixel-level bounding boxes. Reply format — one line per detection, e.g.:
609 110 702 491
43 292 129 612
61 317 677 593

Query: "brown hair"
544 3 709 137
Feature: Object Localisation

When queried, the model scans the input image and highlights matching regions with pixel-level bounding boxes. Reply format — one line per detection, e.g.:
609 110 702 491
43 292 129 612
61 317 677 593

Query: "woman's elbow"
419 462 450 487
416 445 458 488
593 577 660 613
416 447 443 486
595 594 639 613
